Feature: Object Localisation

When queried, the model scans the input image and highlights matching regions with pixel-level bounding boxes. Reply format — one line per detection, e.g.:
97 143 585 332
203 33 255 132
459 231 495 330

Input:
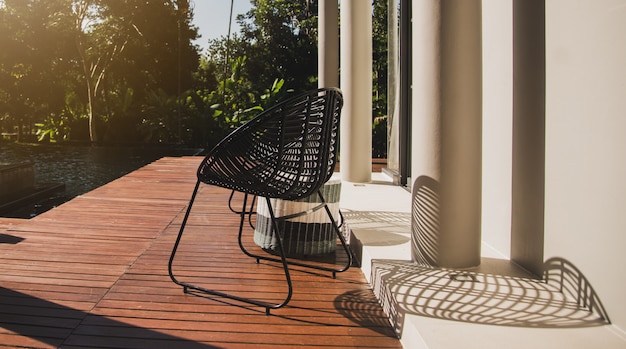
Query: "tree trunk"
86 78 98 143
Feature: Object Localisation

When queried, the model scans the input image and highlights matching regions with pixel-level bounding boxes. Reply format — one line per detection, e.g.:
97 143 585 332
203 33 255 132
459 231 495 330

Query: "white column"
339 0 372 183
318 0 339 88
411 0 482 268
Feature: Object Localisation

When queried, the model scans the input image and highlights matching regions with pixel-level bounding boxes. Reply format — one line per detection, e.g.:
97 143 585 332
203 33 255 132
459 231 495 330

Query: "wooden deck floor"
0 157 401 349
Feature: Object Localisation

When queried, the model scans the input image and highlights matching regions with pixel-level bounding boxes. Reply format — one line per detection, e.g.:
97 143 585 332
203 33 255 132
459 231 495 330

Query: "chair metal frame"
168 88 351 314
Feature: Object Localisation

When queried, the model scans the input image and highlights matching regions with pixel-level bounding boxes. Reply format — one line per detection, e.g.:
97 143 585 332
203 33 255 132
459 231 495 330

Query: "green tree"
1 0 200 144
372 0 388 158
372 0 388 119
208 0 318 97
0 0 75 141
72 0 199 143
73 0 126 142
1 0 389 154
242 0 317 93
205 0 389 157
188 0 316 148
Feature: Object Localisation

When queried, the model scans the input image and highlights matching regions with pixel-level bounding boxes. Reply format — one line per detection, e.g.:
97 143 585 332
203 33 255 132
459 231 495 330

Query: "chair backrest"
197 88 343 200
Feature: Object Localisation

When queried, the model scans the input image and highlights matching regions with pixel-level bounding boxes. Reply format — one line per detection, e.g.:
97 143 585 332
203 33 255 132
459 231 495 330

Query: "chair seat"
197 88 341 200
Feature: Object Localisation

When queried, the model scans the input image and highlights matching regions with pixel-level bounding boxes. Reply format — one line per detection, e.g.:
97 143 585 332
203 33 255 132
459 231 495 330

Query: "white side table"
254 175 342 257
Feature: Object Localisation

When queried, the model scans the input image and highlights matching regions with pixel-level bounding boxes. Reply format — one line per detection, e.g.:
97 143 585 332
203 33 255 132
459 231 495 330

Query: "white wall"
481 0 626 332
409 0 626 330
545 0 626 333
481 0 513 259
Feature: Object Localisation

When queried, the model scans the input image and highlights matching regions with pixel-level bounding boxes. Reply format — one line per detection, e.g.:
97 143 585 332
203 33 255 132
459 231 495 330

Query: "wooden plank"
0 157 401 348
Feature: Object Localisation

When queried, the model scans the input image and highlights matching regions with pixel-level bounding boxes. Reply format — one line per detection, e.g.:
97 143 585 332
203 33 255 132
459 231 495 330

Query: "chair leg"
238 190 353 278
318 190 354 278
168 180 200 286
169 186 293 314
228 190 257 230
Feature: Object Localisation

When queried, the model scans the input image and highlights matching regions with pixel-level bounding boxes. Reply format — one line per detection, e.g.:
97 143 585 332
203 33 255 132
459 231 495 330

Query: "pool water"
0 143 202 218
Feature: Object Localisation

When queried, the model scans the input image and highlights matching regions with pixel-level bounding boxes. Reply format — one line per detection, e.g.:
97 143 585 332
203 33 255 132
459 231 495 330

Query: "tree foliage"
0 0 75 141
0 0 200 143
372 0 389 158
0 0 388 157
207 0 318 100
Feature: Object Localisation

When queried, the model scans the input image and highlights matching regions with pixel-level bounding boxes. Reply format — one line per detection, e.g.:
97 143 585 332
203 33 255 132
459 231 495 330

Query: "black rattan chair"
168 88 352 314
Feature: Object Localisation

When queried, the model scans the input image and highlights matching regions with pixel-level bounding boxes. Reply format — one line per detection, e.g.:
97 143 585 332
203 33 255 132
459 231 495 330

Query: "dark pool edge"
0 183 66 217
